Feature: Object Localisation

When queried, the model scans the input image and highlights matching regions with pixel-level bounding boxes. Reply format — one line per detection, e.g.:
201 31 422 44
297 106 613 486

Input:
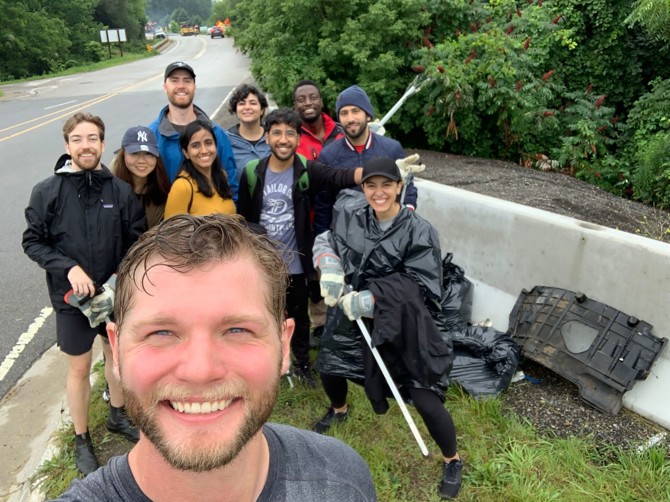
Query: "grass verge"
36 361 670 501
0 47 161 87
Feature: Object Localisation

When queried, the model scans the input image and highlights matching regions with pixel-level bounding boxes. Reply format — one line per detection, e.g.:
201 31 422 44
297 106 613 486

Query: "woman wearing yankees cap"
111 125 170 228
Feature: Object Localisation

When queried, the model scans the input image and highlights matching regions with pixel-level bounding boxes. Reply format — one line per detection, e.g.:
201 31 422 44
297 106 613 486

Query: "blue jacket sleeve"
402 175 418 208
215 127 239 203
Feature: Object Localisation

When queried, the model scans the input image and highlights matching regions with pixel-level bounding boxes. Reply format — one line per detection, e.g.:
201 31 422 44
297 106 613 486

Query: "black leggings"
319 374 458 458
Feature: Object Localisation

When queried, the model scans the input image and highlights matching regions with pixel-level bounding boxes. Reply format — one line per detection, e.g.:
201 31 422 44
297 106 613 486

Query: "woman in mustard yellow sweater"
164 120 236 218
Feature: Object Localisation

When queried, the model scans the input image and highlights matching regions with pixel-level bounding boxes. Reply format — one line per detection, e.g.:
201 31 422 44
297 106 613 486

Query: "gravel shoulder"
412 149 670 241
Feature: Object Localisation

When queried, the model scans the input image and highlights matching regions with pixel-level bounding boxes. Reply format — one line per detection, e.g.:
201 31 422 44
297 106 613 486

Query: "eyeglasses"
268 129 298 139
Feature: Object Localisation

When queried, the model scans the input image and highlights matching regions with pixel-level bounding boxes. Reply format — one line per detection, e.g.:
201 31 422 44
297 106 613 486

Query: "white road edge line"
211 88 235 119
44 100 77 110
0 307 53 382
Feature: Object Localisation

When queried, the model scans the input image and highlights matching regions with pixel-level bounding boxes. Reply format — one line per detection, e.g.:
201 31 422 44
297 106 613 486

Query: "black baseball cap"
164 61 196 81
361 157 401 183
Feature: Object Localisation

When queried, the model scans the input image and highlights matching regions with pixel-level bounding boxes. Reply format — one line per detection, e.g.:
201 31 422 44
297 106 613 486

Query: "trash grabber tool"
378 75 431 128
346 287 430 457
369 75 431 204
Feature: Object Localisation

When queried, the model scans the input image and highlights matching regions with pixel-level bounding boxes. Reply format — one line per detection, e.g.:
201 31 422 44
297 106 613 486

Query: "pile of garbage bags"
440 253 520 398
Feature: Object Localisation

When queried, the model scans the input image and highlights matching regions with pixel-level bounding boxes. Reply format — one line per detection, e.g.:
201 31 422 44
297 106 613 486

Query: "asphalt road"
0 35 251 401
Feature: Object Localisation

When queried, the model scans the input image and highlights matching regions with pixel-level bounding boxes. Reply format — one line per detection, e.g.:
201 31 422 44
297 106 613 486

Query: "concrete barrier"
415 178 670 429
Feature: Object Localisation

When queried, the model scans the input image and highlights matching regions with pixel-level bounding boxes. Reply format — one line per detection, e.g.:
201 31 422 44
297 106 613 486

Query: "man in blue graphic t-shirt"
237 108 363 387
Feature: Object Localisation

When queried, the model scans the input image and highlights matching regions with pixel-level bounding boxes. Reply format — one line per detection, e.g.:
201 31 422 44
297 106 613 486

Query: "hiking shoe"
74 433 99 475
294 365 317 389
439 458 463 499
312 407 348 434
107 406 140 443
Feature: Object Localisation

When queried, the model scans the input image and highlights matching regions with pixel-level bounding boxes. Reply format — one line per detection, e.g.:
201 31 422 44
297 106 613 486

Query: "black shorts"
56 311 108 356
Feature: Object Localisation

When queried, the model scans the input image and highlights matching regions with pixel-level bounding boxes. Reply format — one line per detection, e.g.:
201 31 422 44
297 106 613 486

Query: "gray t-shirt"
50 423 377 501
260 169 303 274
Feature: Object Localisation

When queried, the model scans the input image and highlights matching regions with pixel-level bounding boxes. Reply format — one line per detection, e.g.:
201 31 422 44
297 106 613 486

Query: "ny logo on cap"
137 130 148 143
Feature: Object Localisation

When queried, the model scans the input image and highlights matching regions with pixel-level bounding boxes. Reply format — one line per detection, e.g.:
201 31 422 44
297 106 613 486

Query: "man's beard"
345 122 367 141
72 151 102 170
122 371 280 472
168 94 194 110
270 144 296 162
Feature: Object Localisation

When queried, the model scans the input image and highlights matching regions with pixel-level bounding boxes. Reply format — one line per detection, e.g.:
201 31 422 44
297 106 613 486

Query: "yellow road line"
0 72 163 142
0 93 118 142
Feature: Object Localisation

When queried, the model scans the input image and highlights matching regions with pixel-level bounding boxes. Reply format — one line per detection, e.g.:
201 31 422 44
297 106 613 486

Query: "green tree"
147 0 211 22
0 0 71 79
211 0 239 24
95 0 148 42
626 0 670 41
233 0 430 115
172 7 189 24
43 0 100 61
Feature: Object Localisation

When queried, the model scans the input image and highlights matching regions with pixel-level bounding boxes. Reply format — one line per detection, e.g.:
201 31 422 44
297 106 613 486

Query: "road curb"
1 345 102 502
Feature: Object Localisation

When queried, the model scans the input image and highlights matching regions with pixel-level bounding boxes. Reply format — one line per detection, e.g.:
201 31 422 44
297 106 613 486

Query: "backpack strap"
245 155 309 195
296 154 309 192
245 159 260 197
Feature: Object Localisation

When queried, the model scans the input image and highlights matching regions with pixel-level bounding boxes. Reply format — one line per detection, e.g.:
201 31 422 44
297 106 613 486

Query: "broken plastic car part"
509 286 667 415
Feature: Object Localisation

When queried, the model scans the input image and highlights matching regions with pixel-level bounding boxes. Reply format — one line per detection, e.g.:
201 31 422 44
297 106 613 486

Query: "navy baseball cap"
119 126 160 157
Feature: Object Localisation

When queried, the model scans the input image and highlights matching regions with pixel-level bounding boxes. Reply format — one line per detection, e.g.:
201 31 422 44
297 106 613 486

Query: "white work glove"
316 255 345 306
88 275 116 327
64 274 116 328
338 290 375 321
396 154 425 183
368 119 386 136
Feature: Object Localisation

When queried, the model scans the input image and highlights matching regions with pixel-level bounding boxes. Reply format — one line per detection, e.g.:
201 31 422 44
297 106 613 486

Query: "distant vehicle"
179 24 198 36
154 29 167 39
210 26 224 39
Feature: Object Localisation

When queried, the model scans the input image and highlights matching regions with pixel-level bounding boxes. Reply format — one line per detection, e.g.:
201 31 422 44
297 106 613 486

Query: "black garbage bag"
448 325 520 398
441 253 474 330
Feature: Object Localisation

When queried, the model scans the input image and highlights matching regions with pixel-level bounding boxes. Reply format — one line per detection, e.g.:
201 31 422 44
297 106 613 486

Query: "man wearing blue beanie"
335 85 375 123
316 85 419 235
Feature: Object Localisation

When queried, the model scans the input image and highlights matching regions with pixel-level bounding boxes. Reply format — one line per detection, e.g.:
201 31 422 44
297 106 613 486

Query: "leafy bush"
83 42 105 63
623 77 670 149
551 90 623 180
633 131 670 207
231 0 670 205
409 0 575 159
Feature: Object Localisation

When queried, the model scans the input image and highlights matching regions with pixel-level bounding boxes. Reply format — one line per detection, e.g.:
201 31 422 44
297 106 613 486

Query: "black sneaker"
74 433 99 475
439 458 463 499
294 366 317 389
312 407 348 434
107 406 140 443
